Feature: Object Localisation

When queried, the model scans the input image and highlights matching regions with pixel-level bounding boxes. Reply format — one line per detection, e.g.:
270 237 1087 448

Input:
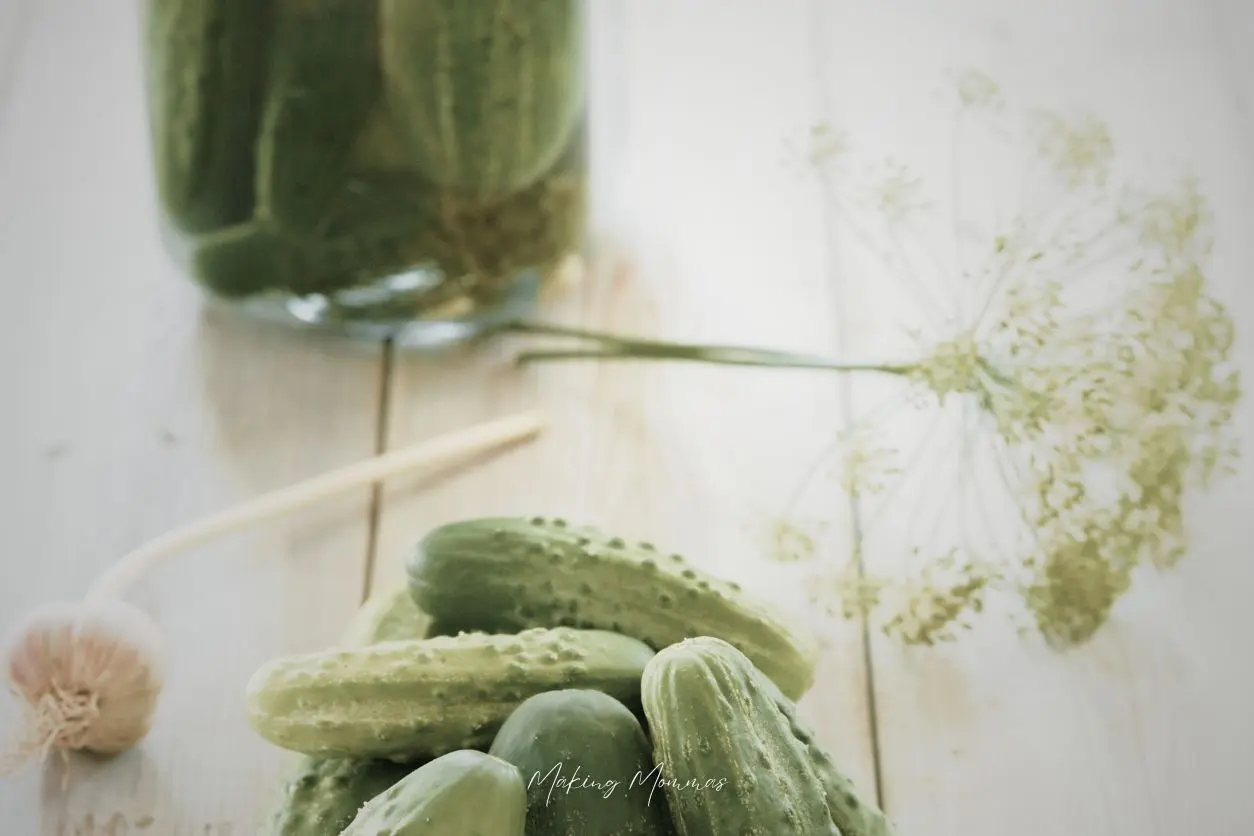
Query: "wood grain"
0 2 383 832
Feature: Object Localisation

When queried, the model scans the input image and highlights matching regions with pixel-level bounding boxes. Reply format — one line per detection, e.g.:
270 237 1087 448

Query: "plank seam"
805 0 888 812
359 341 395 602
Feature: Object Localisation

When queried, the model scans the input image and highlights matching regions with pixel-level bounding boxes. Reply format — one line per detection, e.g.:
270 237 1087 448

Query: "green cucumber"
245 627 655 761
379 0 586 195
406 517 820 700
338 586 432 647
423 128 588 285
189 173 437 299
255 0 383 234
489 689 677 836
140 0 275 233
264 755 418 836
342 749 527 835
189 217 418 299
191 150 583 310
262 590 434 835
642 637 894 836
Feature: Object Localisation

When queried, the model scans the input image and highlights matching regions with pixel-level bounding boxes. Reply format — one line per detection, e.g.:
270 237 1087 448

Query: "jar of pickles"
139 0 588 347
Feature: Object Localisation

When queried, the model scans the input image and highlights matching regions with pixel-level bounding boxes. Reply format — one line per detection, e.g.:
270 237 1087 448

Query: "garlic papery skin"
4 600 165 767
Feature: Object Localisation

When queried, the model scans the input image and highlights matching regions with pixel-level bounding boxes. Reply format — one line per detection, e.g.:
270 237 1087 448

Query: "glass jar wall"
139 0 588 347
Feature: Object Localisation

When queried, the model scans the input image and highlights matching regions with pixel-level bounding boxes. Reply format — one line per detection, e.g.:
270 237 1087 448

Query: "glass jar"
139 0 588 348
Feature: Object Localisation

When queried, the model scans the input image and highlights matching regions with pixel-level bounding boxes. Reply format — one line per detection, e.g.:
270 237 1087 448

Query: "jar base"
200 267 544 352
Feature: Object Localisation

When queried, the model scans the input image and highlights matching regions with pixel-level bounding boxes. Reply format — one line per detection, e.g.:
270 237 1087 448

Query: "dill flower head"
774 70 1241 648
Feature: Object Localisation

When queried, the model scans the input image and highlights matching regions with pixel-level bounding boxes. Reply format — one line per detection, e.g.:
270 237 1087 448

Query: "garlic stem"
83 411 546 605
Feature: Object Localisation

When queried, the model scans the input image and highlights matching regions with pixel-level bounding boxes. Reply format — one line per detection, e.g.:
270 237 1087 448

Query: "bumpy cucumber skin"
760 665 896 836
641 637 894 836
141 0 274 233
406 517 819 701
488 689 677 836
255 0 383 235
337 587 432 647
342 749 527 836
379 0 586 194
245 627 655 761
262 590 433 835
265 755 417 836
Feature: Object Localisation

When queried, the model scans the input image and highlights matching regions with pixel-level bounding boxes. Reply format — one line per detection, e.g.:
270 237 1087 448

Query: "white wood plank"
0 0 33 99
809 1 1254 834
0 1 383 832
370 0 881 806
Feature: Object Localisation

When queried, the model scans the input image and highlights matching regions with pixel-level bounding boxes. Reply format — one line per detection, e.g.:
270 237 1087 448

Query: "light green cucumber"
379 0 586 194
406 517 820 700
245 627 655 762
254 0 383 234
642 637 894 836
262 589 434 835
489 689 677 836
140 0 275 233
342 749 526 836
338 586 432 647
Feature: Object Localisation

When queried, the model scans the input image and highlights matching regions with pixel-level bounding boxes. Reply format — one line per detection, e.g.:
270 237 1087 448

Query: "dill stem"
503 319 919 376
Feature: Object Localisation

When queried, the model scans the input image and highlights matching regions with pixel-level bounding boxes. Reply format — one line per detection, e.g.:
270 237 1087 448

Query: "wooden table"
3 1 1253 833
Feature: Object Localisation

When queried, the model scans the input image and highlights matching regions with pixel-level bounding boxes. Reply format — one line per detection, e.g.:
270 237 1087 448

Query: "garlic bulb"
5 602 164 764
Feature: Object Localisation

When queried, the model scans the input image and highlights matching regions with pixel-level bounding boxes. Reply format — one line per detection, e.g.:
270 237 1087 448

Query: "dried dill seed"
767 519 819 564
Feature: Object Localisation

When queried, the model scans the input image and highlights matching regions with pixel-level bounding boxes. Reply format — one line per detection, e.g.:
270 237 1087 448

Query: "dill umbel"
797 71 1240 648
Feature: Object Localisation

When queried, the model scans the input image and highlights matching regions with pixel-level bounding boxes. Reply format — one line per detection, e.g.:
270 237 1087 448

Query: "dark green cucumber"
264 755 419 836
189 173 438 299
489 689 677 836
642 637 894 836
406 517 820 700
245 627 656 761
255 0 383 234
341 749 527 835
190 218 420 299
141 0 275 233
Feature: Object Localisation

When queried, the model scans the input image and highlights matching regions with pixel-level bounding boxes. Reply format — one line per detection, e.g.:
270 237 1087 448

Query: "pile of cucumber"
249 516 896 835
